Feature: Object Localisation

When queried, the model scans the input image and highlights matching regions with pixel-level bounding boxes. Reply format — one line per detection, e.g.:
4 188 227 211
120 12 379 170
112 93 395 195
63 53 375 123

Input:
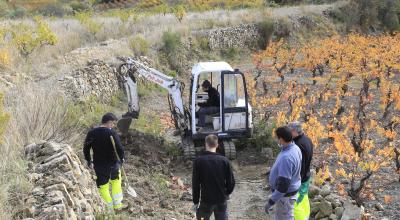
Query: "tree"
251 33 400 204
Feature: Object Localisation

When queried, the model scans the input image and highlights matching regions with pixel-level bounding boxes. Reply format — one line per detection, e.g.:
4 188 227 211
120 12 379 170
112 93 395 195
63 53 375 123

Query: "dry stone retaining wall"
198 24 260 50
22 142 104 220
59 59 119 103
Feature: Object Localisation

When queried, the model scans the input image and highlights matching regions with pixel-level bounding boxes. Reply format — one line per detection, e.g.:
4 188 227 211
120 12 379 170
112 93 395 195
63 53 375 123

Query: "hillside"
0 0 400 219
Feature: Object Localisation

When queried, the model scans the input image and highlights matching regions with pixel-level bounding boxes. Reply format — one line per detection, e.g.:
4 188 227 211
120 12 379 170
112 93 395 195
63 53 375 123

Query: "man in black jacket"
197 80 220 129
288 121 314 219
192 134 235 220
84 113 125 210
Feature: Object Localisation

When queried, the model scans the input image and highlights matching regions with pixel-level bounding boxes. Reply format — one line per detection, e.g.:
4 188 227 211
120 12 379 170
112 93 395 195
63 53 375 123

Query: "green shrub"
330 0 400 32
0 93 10 141
70 1 91 13
67 95 113 129
166 143 182 157
0 1 9 18
161 31 186 74
162 31 182 55
383 10 400 32
237 120 277 152
38 3 73 17
258 20 275 49
221 47 237 60
172 5 186 22
275 17 292 39
11 17 58 58
75 12 102 36
9 7 27 19
129 35 149 56
197 36 210 51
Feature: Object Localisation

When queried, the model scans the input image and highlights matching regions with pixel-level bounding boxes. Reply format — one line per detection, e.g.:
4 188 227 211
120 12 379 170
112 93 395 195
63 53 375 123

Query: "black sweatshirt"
192 151 235 204
83 127 124 166
199 87 220 107
293 134 314 183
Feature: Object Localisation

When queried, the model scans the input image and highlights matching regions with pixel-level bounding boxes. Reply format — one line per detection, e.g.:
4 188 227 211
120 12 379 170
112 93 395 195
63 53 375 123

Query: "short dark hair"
202 80 211 89
275 126 293 143
101 112 118 124
205 134 218 148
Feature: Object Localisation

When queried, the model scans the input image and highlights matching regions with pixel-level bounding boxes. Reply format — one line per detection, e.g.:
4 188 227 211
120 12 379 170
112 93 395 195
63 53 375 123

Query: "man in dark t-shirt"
84 113 125 210
288 121 314 220
192 134 235 220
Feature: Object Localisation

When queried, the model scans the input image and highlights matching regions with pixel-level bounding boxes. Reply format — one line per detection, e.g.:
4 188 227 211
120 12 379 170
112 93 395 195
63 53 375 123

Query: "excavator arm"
116 58 188 134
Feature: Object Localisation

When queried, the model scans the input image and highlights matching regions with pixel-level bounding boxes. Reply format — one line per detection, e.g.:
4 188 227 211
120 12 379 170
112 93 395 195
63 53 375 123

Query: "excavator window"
223 74 245 108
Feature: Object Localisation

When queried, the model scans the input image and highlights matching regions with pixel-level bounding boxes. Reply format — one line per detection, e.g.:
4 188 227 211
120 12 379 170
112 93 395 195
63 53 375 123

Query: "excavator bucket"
117 117 132 134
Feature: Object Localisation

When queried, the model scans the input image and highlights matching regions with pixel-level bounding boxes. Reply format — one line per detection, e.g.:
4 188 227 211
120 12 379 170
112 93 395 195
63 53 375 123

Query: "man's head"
275 126 293 147
101 112 118 128
288 121 303 138
201 80 212 92
205 134 218 152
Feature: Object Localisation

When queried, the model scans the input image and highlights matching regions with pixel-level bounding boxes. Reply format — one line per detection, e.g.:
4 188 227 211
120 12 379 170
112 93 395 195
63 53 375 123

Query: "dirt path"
228 163 272 220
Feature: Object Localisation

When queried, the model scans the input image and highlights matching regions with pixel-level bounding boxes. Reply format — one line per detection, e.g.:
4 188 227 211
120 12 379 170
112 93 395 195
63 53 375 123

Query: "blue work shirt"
268 142 302 203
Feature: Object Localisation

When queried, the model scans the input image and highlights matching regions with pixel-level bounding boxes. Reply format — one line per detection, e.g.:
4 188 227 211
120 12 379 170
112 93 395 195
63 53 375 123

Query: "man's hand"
86 161 93 169
264 200 274 214
191 203 199 213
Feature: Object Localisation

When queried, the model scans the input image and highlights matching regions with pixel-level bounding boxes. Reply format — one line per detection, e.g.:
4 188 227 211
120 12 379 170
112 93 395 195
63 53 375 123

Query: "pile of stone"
59 59 119 103
309 184 364 220
22 142 104 220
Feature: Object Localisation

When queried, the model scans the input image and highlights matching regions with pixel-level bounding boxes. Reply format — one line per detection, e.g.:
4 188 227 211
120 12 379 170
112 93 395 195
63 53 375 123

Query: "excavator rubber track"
222 140 237 160
182 137 196 160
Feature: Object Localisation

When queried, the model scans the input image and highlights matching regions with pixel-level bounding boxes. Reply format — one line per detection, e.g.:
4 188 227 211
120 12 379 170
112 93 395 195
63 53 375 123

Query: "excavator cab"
190 62 253 159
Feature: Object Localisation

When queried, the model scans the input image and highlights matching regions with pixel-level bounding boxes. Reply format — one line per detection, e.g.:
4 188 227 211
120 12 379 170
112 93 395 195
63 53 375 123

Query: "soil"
116 130 275 219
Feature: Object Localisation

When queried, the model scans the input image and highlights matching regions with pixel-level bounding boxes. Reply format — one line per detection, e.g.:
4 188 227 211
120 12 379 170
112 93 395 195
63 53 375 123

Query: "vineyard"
249 33 400 208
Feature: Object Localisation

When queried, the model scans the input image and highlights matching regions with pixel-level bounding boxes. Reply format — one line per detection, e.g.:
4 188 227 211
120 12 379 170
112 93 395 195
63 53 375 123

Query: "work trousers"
275 195 297 220
196 201 228 220
197 106 219 127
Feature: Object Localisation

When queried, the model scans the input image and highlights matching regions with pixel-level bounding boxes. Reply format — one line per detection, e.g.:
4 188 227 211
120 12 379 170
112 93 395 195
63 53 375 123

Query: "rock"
315 211 325 219
180 191 192 201
334 207 344 218
375 203 384 211
309 185 321 199
329 214 338 220
314 194 324 202
318 200 333 217
321 185 331 197
332 199 342 208
341 201 364 220
311 202 321 215
261 148 274 158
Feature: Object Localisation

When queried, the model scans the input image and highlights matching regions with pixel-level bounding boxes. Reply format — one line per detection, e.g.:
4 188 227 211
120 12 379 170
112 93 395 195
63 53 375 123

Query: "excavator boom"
116 58 188 135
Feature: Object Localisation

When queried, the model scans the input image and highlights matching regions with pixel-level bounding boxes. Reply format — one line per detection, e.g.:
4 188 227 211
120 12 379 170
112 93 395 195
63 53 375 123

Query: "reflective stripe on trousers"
111 170 123 208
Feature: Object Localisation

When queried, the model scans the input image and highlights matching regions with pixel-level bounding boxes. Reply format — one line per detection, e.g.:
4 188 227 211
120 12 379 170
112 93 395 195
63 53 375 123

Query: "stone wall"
199 24 260 50
59 59 119 103
22 142 105 220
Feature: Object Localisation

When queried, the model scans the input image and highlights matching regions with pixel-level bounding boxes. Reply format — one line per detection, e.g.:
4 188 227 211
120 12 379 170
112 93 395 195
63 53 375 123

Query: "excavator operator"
197 80 220 131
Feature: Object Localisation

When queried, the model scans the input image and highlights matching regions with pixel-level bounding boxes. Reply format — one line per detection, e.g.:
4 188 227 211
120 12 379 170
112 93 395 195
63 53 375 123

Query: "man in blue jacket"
265 126 302 220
